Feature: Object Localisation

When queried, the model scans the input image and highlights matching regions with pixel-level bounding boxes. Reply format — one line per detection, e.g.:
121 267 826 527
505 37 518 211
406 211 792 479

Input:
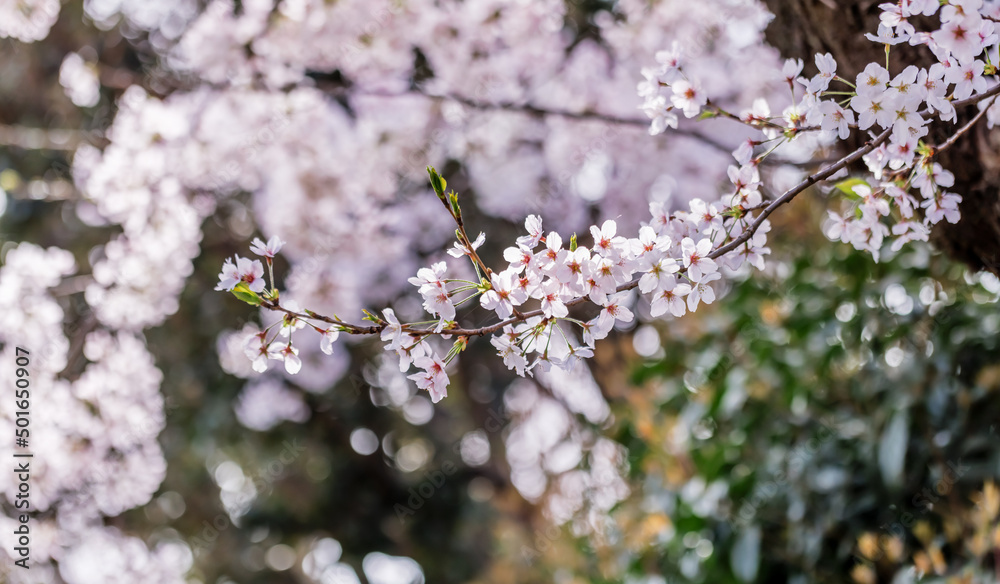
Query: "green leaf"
569 233 578 252
426 166 447 199
834 177 870 199
231 282 262 306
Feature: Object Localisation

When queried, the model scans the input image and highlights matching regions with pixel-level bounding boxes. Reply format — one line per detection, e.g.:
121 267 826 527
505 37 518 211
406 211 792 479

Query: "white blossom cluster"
221 0 1000 409
59 53 101 109
0 0 60 42
220 179 772 404
641 0 1000 261
0 245 184 584
67 0 790 422
8 0 1000 576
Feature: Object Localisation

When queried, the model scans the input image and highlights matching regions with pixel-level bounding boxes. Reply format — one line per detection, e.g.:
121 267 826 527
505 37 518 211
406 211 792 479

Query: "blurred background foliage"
3 1 1000 584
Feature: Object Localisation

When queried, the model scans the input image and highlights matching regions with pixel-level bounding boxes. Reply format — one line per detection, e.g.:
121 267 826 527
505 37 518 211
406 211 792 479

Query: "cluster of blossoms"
220 168 772 404
219 0 1000 407
10 0 783 573
639 0 1000 262
0 243 184 583
0 0 60 42
214 235 341 377
10 0 1000 577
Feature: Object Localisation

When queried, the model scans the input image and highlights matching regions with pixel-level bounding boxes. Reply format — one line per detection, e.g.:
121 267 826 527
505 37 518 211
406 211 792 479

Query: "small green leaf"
569 233 578 252
427 166 447 199
697 109 718 121
231 282 262 306
448 190 461 216
835 178 870 200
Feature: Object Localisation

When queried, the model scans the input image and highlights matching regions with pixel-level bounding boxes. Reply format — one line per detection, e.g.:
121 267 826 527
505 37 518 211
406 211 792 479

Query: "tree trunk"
762 0 1000 274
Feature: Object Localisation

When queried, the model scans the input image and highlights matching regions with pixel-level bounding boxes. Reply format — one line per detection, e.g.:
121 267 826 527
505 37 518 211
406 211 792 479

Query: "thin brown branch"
255 127 892 339
259 82 1000 341
934 96 996 155
261 300 381 336
346 87 737 155
950 80 1000 109
710 126 894 259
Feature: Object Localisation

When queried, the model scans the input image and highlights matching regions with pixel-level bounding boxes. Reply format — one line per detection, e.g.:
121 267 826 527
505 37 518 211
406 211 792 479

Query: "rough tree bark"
762 0 1000 275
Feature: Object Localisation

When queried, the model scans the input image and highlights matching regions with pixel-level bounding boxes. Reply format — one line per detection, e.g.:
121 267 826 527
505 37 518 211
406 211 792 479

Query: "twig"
711 126 893 259
258 83 1000 340
347 87 737 155
934 96 996 155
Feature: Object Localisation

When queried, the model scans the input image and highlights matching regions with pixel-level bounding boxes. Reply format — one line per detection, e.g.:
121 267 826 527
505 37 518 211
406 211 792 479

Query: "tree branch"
343 87 737 155
260 83 1000 340
934 96 996 155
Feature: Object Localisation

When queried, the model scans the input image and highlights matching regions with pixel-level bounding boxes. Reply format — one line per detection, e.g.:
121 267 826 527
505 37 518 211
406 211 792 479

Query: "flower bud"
427 166 447 199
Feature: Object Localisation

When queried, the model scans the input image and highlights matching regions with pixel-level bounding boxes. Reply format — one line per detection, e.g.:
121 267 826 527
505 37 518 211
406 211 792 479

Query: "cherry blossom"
650 282 692 318
946 59 988 99
687 272 722 311
215 256 266 293
381 308 404 351
268 342 303 374
492 332 529 376
851 90 893 131
590 220 623 257
536 279 570 319
857 63 891 97
516 215 544 248
599 293 635 328
536 232 567 272
933 17 984 64
681 237 717 282
213 0 1000 413
481 269 527 319
279 301 307 337
670 80 707 118
243 331 271 373
818 101 855 140
249 235 286 258
320 328 340 355
447 231 486 259
782 58 804 86
408 355 449 403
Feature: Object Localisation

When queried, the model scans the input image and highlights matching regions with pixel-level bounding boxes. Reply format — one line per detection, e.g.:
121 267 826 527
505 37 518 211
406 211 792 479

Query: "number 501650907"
15 346 29 406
